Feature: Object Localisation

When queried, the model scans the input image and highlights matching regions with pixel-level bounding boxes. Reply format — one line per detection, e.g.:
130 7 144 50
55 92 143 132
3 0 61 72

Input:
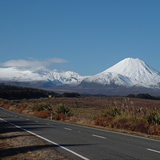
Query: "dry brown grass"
35 110 50 118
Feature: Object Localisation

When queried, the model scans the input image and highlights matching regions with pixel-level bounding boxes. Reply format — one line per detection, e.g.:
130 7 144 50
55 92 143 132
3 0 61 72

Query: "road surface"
0 107 160 160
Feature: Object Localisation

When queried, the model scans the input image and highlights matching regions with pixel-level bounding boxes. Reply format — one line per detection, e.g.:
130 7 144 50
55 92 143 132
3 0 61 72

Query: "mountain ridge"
1 58 160 95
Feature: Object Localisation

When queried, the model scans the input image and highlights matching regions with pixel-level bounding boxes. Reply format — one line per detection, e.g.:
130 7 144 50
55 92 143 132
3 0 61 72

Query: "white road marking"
147 148 160 154
51 119 160 143
92 134 106 139
0 118 90 160
0 118 6 121
64 127 72 131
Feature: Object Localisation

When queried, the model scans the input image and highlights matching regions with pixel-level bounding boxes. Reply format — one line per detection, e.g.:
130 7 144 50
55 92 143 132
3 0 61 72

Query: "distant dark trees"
0 84 83 100
63 92 80 98
0 84 58 100
127 93 160 100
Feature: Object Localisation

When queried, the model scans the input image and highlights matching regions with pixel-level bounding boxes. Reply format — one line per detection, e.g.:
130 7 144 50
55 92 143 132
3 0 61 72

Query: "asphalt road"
0 107 160 160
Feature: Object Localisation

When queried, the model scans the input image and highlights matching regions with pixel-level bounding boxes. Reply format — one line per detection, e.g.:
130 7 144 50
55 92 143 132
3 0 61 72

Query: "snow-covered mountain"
0 67 84 86
0 67 45 82
0 58 160 92
81 58 160 88
105 58 160 88
36 69 84 85
81 72 133 87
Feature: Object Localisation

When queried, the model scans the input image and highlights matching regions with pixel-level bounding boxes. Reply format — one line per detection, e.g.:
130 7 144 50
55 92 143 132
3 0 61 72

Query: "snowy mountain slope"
0 58 160 89
0 67 84 86
0 67 45 82
104 58 160 87
81 58 160 88
37 69 84 85
81 72 133 87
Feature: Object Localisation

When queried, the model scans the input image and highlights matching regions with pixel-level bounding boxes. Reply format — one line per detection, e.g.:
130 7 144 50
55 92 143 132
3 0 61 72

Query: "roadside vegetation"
1 96 160 138
0 83 160 137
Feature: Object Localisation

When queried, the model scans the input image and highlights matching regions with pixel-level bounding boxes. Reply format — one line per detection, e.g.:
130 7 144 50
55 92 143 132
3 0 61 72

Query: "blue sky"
0 0 160 75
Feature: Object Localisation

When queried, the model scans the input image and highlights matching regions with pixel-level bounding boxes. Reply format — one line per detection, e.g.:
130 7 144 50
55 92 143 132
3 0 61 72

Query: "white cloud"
1 58 67 71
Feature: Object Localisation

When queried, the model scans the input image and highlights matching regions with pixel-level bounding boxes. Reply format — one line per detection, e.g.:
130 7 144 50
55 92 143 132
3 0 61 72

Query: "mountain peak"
119 57 145 65
123 57 140 60
104 57 151 74
101 57 160 87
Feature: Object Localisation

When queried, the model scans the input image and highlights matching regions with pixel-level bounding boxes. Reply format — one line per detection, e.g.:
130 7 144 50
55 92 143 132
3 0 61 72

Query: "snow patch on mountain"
0 67 45 82
0 67 84 85
82 72 133 87
39 69 84 85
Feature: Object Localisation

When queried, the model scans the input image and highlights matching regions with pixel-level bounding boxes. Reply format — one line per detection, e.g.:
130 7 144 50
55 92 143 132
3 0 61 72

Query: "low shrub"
130 121 149 133
147 112 160 125
55 104 72 116
103 107 121 118
54 113 67 120
148 124 160 135
35 110 49 118
95 117 112 127
17 106 25 113
33 103 49 111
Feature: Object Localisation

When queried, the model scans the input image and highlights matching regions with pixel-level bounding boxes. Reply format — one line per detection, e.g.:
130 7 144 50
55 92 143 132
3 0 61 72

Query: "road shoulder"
0 120 72 160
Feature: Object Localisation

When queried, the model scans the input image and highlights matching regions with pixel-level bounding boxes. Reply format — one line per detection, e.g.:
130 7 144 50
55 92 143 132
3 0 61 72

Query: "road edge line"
0 118 90 160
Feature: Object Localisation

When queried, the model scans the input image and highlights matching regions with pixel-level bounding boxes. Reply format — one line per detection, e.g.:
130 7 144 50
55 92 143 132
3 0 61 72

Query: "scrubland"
0 96 160 138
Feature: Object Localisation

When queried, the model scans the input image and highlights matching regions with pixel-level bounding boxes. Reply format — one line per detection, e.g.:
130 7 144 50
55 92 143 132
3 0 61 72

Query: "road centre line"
147 148 160 154
92 134 106 139
64 127 72 131
52 119 160 143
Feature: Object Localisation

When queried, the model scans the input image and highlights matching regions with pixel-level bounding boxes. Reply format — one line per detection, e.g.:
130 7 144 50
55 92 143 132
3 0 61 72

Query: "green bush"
103 107 121 118
34 103 51 111
147 112 160 125
56 104 72 116
33 104 46 111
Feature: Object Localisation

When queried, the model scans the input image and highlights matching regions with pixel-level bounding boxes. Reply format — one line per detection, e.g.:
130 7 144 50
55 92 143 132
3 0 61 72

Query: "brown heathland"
0 97 160 138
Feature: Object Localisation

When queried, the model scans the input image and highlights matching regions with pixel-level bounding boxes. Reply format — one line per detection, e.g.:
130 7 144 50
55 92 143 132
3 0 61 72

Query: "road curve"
0 107 160 160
